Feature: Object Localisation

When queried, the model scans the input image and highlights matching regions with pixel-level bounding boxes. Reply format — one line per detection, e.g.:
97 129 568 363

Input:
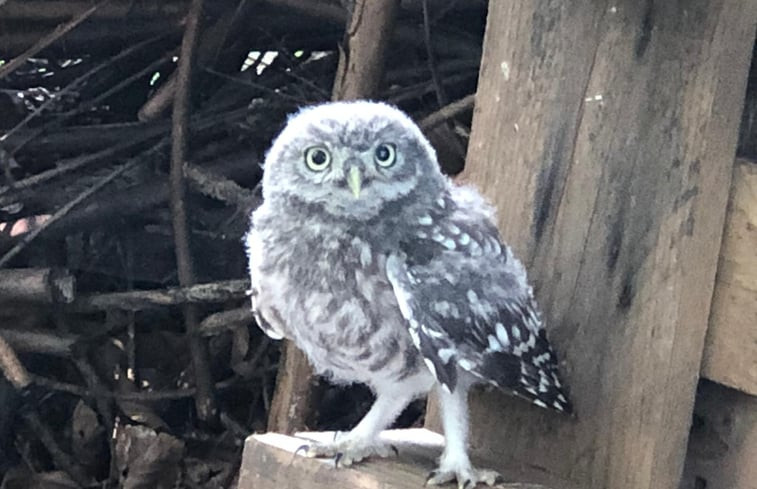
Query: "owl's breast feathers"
385 187 572 413
246 207 425 386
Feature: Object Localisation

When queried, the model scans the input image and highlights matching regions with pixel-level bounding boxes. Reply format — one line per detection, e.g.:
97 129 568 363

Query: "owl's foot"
297 436 398 467
425 464 504 489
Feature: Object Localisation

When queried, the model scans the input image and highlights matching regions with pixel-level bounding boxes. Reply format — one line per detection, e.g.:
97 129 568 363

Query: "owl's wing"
245 227 286 340
385 215 571 413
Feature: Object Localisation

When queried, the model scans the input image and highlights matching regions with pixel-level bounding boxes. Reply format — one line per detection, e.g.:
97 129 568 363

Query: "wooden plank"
681 380 757 489
427 2 757 489
701 159 757 395
237 429 562 489
266 342 319 433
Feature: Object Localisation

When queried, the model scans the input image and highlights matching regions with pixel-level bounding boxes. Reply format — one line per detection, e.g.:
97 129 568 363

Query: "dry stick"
0 333 32 389
22 411 90 486
184 164 257 209
0 138 147 200
170 0 218 424
419 93 476 130
138 3 244 121
0 0 108 81
0 107 246 203
0 267 75 303
0 158 139 268
71 279 249 311
421 0 448 108
0 329 76 356
3 33 171 154
331 0 400 100
0 334 88 484
32 373 242 401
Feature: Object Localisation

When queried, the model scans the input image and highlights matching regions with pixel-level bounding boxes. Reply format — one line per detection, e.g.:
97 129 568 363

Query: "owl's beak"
347 166 362 199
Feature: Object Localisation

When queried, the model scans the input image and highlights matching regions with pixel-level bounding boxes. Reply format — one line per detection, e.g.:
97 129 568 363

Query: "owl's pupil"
312 150 327 165
376 145 390 161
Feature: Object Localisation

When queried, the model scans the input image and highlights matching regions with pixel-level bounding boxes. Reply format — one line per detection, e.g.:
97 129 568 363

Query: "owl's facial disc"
263 101 443 220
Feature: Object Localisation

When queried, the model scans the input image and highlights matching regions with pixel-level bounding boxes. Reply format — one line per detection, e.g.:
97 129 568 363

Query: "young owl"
246 101 571 489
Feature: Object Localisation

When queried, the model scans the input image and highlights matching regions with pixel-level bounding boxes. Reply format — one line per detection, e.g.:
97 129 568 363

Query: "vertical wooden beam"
428 2 757 488
331 0 400 101
701 159 757 395
266 0 400 434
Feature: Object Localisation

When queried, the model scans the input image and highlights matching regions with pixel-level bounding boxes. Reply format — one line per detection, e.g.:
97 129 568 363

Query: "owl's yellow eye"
304 146 331 171
374 143 396 168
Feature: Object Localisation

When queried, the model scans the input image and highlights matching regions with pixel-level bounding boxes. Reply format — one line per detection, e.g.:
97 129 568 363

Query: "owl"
246 101 571 489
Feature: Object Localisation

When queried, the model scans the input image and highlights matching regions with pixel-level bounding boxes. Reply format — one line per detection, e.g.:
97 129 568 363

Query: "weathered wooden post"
427 2 756 488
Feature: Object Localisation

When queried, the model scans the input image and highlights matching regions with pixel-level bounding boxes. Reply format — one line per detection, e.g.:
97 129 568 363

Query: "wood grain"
237 429 560 489
701 159 757 395
428 2 757 489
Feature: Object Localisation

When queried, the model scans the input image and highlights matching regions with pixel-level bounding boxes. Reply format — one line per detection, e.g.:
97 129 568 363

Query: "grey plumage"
246 101 570 488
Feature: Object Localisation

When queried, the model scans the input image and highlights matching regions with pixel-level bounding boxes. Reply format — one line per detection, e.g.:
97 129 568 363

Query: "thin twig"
22 411 90 487
4 33 171 154
170 0 218 424
0 158 139 268
0 137 156 201
422 0 447 108
0 0 109 81
419 93 476 130
31 373 243 401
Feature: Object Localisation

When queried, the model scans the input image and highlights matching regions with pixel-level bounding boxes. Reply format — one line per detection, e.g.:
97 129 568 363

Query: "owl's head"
262 101 443 220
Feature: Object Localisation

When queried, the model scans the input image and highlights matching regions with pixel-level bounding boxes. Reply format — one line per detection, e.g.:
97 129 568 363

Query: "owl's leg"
426 382 503 489
303 373 432 466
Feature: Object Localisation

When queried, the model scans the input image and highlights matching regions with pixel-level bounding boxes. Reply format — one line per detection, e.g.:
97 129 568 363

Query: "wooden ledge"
237 428 557 489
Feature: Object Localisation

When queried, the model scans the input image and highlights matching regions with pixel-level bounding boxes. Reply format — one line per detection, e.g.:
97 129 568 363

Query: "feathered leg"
427 382 503 489
303 372 432 466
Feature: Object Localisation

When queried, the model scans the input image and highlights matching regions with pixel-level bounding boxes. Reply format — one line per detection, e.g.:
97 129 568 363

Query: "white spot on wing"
437 348 455 364
458 358 475 371
423 358 438 378
495 323 510 348
487 335 503 352
418 214 433 225
458 233 471 245
442 238 456 250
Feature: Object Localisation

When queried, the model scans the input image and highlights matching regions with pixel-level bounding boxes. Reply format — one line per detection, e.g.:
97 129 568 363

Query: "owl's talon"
426 465 503 488
390 444 399 457
296 437 394 467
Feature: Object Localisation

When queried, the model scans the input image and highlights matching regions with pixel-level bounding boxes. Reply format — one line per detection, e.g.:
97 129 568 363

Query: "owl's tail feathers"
474 351 573 415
